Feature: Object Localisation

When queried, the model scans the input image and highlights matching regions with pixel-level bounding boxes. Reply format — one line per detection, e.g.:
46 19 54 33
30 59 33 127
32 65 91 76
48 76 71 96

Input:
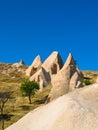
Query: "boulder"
47 53 83 102
6 83 98 130
42 51 63 76
30 67 51 91
26 55 42 76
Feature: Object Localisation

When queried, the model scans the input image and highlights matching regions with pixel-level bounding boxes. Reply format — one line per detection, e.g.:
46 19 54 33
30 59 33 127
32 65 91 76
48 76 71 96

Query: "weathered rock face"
69 72 83 91
42 51 64 76
19 60 25 66
6 83 98 130
30 67 51 91
26 55 42 76
11 60 25 68
96 76 98 83
26 52 63 90
47 53 83 102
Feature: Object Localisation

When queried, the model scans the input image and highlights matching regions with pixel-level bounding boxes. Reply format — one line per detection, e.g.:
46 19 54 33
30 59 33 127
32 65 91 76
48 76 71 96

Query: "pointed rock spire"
19 60 25 65
47 53 83 102
26 55 42 76
42 51 64 75
63 53 76 69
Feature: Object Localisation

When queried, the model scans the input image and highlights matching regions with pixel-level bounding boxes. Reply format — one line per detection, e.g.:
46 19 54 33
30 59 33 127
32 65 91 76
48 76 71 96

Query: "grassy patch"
82 70 98 84
0 84 51 129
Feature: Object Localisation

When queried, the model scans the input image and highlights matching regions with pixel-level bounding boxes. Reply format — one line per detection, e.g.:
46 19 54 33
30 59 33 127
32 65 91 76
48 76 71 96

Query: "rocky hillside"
0 61 52 129
0 62 97 85
0 61 27 83
82 70 98 83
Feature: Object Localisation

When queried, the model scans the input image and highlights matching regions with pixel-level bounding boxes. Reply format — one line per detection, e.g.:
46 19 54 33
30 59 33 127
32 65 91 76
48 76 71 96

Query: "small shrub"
81 78 91 85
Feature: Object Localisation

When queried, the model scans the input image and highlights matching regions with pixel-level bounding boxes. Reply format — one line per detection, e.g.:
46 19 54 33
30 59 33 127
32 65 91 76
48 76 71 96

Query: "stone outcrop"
42 51 63 76
25 52 83 92
26 52 63 90
26 55 42 76
6 83 98 130
47 53 83 102
19 60 25 65
30 67 51 91
12 60 25 68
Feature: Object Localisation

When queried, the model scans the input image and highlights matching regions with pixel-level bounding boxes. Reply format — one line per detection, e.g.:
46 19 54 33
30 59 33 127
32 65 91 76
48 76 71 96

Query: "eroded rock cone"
26 55 42 76
11 60 25 68
47 53 83 102
30 67 51 91
42 51 64 76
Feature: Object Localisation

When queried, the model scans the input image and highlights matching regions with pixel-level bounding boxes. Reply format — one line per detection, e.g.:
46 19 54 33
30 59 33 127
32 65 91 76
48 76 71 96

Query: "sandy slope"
6 83 98 130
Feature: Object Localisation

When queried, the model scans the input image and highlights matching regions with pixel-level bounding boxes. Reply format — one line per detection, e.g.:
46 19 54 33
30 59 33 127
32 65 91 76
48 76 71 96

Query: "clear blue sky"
0 0 98 70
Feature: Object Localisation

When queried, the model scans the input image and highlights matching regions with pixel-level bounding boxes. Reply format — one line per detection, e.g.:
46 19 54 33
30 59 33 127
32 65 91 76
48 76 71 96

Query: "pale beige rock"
47 53 83 102
11 60 25 68
19 60 25 65
69 72 82 91
76 67 83 77
6 83 98 130
42 51 63 75
96 76 98 83
76 81 83 88
26 55 42 76
30 67 51 91
47 65 70 102
69 72 79 91
26 51 63 89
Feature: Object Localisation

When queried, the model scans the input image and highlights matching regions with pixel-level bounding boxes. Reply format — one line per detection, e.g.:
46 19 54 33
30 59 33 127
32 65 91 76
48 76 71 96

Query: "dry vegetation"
82 70 98 83
0 63 51 129
0 84 51 129
0 63 98 129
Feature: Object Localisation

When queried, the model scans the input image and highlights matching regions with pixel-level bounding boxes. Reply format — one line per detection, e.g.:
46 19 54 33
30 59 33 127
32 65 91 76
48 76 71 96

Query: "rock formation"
47 53 83 102
12 60 25 68
26 52 63 90
26 55 42 76
30 67 51 91
42 51 63 76
6 83 98 130
69 72 83 91
96 76 98 83
19 60 25 65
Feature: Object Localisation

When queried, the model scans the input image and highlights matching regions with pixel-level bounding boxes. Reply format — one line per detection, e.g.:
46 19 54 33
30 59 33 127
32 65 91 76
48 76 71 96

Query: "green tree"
20 79 39 104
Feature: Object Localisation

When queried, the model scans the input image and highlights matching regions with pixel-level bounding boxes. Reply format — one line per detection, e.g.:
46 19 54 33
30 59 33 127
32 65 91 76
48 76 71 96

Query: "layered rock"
30 67 51 91
6 83 98 130
42 51 63 76
26 55 42 76
47 53 83 102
